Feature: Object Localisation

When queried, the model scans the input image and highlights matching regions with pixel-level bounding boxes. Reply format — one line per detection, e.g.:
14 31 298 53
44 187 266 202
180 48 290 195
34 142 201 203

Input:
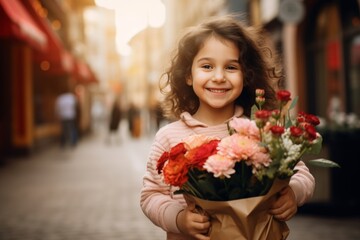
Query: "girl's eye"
226 65 239 70
201 64 212 70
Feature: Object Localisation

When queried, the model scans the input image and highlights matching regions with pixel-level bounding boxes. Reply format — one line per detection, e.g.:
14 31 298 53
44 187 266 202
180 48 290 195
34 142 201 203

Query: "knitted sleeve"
140 128 185 234
289 160 315 206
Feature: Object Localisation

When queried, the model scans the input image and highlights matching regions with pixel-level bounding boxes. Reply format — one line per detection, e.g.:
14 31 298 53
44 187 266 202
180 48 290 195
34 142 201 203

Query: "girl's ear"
186 76 193 86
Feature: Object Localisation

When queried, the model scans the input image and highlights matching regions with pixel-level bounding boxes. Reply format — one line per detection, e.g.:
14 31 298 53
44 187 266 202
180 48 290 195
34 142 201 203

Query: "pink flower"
229 118 260 140
250 147 271 169
217 135 258 161
203 154 236 178
183 134 219 149
255 89 265 96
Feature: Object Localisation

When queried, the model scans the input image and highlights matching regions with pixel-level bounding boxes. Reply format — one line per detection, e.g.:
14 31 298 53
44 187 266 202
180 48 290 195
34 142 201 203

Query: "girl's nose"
211 71 226 82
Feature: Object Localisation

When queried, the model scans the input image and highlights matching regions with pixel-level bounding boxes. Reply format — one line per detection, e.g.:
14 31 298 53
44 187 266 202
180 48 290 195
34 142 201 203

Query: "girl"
140 15 314 240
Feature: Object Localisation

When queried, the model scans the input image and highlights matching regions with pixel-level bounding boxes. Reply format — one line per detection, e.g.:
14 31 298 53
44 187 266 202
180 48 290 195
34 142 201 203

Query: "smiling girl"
140 15 315 240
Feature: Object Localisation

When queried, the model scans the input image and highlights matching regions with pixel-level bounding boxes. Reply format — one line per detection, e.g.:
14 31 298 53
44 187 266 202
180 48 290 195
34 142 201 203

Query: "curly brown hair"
160 14 283 119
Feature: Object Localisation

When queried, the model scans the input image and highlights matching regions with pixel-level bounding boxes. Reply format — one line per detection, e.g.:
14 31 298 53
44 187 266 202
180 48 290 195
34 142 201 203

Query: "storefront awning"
0 0 47 50
21 0 73 76
74 60 98 85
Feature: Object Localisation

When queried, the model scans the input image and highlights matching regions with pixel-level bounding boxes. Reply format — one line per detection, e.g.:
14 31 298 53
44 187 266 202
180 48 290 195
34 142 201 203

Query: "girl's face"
187 36 243 115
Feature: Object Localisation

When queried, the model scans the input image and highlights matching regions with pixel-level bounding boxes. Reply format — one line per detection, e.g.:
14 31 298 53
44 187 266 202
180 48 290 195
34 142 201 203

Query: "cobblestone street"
0 126 359 240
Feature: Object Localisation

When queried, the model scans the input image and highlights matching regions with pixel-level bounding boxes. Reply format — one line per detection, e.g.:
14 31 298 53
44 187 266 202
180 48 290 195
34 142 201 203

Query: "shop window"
349 35 360 116
306 3 345 122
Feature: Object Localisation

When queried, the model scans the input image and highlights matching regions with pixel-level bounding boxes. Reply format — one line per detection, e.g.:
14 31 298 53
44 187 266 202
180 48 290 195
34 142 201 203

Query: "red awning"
74 60 98 84
0 0 47 50
20 0 73 75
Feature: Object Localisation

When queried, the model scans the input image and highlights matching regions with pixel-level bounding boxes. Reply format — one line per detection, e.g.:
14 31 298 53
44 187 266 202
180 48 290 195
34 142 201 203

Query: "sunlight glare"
94 0 114 9
94 0 166 56
147 0 166 28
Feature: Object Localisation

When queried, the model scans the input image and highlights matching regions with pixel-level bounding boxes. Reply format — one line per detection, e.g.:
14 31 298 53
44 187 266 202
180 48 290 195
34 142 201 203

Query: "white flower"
281 130 302 163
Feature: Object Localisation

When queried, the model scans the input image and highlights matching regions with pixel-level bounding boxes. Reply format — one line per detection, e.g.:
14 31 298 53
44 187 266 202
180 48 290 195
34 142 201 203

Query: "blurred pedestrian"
106 98 122 144
127 103 141 138
55 90 78 148
151 103 164 131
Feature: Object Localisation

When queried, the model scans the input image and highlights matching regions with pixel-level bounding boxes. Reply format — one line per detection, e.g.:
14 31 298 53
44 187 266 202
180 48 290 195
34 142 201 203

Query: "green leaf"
250 104 259 120
284 96 298 128
308 158 340 168
306 135 323 154
288 96 298 111
285 117 293 128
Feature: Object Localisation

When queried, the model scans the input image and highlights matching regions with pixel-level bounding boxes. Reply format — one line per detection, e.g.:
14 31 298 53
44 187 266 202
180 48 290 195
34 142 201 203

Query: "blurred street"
0 123 360 240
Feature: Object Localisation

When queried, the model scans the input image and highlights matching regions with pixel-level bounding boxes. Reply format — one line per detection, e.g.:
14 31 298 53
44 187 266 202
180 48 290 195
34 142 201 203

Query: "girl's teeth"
210 89 226 93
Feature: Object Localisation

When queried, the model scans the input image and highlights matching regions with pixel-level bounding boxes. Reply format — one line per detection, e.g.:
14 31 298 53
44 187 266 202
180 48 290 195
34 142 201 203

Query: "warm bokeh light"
51 19 61 30
40 61 50 71
94 0 166 56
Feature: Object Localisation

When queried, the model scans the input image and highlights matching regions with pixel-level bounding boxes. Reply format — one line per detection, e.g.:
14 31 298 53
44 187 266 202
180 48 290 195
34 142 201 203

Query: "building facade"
0 0 97 159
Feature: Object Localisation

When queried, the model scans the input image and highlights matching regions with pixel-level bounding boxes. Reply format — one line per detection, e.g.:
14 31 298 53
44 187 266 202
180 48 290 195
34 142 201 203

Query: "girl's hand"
269 186 297 221
176 203 211 240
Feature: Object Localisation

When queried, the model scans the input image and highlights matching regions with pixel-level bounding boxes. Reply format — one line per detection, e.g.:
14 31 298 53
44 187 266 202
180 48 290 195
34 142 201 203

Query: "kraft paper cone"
186 179 290 240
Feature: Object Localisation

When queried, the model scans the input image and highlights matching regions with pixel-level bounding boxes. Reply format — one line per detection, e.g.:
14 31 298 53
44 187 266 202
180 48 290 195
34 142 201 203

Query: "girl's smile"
206 88 230 93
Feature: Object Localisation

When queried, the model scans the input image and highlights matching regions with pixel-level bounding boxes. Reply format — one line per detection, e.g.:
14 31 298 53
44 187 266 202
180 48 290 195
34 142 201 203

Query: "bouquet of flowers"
156 89 338 239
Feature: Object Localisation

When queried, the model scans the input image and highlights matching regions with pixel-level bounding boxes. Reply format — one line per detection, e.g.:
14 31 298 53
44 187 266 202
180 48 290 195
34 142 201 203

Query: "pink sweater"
140 107 315 240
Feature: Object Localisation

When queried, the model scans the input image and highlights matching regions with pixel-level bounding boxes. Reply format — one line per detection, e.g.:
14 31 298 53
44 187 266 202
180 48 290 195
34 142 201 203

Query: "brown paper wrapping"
186 179 290 240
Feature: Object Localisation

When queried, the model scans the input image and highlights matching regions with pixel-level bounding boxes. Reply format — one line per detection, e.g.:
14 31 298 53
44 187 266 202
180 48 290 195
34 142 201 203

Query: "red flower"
255 110 271 119
157 143 187 174
255 110 271 128
157 151 169 174
297 112 320 126
185 140 220 169
163 155 189 187
305 114 320 126
270 125 285 135
290 126 303 137
304 125 317 141
298 121 310 130
297 113 306 123
276 90 291 102
169 142 187 158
